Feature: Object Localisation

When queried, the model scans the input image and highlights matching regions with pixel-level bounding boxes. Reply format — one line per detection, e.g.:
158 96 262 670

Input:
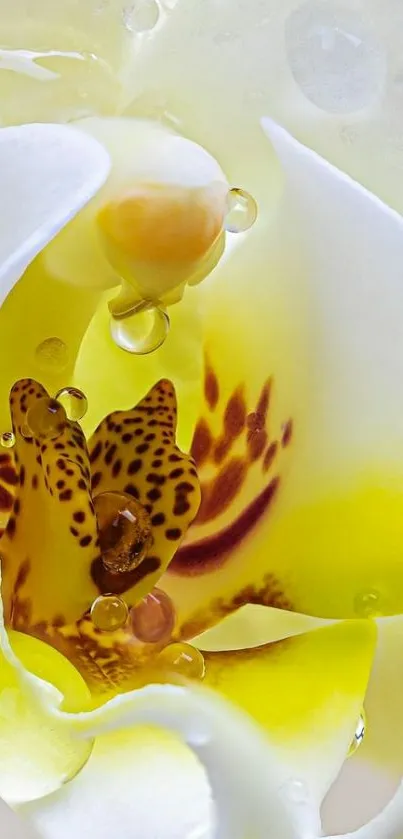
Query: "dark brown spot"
32 474 39 490
151 512 165 526
171 477 279 575
59 489 73 502
78 478 87 491
136 443 149 455
152 459 163 468
73 511 86 524
224 387 246 439
197 458 247 524
70 526 79 537
147 488 161 502
105 444 117 466
174 499 190 516
154 447 165 456
112 459 122 478
92 472 102 491
128 459 142 476
56 479 65 490
169 453 181 463
80 535 92 548
124 483 140 500
122 433 133 444
165 528 182 541
248 428 268 462
6 515 16 537
13 499 20 515
281 419 293 448
56 458 66 471
19 465 25 487
0 466 18 485
90 441 103 464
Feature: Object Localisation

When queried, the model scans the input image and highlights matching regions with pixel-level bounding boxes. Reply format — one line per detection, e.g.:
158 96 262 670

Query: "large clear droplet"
157 642 205 680
94 491 153 574
285 2 386 114
354 589 382 618
130 588 175 645
35 338 69 372
110 305 170 355
225 188 258 233
90 594 129 632
26 398 67 441
122 0 160 32
348 712 366 756
55 387 88 422
0 432 15 449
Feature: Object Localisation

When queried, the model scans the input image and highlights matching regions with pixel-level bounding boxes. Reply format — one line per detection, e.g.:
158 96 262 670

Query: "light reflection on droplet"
348 712 366 756
354 589 382 618
225 188 258 233
110 305 170 355
91 594 129 632
26 398 67 441
122 0 160 32
157 642 205 680
94 491 152 574
0 432 15 449
55 387 88 422
35 338 69 372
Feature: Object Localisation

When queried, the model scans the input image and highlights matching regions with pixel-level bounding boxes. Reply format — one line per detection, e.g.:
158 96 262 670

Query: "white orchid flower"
0 2 402 839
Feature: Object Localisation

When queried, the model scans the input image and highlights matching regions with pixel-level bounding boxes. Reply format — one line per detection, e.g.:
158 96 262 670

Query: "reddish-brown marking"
0 485 13 511
190 419 213 467
91 554 161 595
197 458 246 525
223 387 246 438
281 419 293 447
171 476 279 575
204 363 219 410
248 429 268 463
263 441 278 473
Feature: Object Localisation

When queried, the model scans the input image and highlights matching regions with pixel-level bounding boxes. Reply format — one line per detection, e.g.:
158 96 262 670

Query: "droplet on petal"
94 491 153 574
122 0 160 32
55 387 88 422
354 588 382 618
0 432 15 449
110 304 170 355
130 588 175 644
26 398 67 441
35 337 69 372
348 712 366 756
90 594 129 632
225 188 258 233
157 642 205 679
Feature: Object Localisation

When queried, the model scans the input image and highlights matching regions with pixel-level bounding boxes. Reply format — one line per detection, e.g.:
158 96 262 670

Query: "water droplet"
158 642 205 679
91 594 129 632
281 778 310 805
94 491 153 574
130 588 175 644
354 589 382 618
0 432 15 449
35 338 69 372
285 3 386 114
55 387 88 422
26 398 67 441
122 0 160 32
348 712 366 756
110 305 170 355
225 188 258 233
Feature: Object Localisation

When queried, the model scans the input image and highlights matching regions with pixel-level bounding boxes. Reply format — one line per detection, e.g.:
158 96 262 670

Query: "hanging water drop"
225 188 258 233
94 491 153 574
122 0 160 32
348 712 366 756
90 594 129 632
130 588 175 644
55 387 88 422
35 337 69 372
158 642 205 680
0 432 15 449
110 304 170 355
354 589 382 618
26 398 67 440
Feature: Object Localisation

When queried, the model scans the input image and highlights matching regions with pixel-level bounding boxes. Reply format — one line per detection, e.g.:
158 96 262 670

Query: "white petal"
0 797 37 838
0 123 110 304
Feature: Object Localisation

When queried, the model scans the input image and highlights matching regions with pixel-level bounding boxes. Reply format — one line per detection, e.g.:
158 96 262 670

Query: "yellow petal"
87 378 201 605
202 620 377 806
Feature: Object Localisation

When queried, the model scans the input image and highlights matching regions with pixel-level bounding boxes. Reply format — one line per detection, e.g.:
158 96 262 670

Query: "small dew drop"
348 712 366 756
110 305 170 355
130 588 175 645
94 491 153 574
158 642 205 680
26 398 67 441
91 594 129 632
35 338 69 372
122 0 160 32
0 432 15 449
354 589 382 618
55 387 88 422
225 188 258 234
